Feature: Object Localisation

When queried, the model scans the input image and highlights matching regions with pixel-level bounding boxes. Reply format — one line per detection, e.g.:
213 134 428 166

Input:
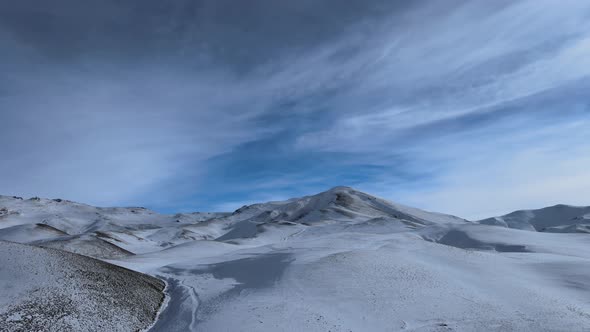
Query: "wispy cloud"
389 119 590 219
1 1 589 217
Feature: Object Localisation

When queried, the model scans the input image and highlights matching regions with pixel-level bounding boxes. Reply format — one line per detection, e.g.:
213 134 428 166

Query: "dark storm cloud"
1 0 424 69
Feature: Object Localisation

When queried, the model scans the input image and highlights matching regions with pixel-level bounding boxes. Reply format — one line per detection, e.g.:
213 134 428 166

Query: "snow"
0 195 228 257
478 204 590 232
0 241 164 331
1 188 590 331
137 223 590 331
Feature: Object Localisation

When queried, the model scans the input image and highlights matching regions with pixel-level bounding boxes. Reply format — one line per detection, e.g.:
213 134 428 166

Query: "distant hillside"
478 204 590 233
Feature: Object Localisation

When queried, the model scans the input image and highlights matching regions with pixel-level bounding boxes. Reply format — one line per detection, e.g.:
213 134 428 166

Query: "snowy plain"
1 187 589 331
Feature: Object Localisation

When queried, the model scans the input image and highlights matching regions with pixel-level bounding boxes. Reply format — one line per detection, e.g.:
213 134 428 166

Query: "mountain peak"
224 186 466 229
326 186 355 193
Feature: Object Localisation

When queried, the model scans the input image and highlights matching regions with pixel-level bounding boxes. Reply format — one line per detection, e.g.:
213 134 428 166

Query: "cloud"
391 119 590 219
1 0 412 206
0 67 276 205
276 0 590 218
0 0 589 217
294 0 590 153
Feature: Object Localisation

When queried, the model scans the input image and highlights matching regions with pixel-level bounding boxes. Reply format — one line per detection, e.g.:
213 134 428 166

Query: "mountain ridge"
478 204 590 233
2 188 590 331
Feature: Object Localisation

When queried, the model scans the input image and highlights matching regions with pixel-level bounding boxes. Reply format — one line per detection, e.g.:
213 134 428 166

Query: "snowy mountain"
0 195 229 257
229 186 466 225
478 204 590 233
213 186 467 241
0 188 464 258
1 188 590 331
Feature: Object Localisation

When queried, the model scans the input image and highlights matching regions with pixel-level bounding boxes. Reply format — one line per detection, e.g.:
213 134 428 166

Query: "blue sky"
1 0 589 219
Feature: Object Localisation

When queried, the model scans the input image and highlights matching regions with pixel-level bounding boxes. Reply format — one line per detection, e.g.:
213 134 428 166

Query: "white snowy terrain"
1 187 590 331
0 241 164 331
0 195 229 257
478 205 590 233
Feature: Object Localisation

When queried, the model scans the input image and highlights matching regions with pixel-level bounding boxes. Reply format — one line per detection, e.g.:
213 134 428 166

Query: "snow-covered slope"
125 214 590 332
212 186 467 241
229 186 465 225
0 188 465 257
2 188 590 331
111 188 590 331
0 195 229 257
39 234 134 259
478 204 590 233
0 241 164 332
174 233 590 332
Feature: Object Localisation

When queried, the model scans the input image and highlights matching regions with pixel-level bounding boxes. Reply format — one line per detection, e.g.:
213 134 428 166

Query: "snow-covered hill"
0 241 164 331
234 187 465 227
229 186 466 225
212 186 467 241
0 195 229 257
478 204 590 233
1 188 590 331
0 188 463 258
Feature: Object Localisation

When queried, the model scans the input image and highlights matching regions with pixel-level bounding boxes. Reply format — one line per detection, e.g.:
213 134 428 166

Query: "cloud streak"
1 0 589 218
